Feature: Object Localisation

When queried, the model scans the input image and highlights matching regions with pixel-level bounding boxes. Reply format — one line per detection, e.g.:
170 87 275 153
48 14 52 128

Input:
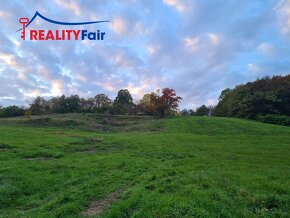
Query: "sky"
0 0 290 109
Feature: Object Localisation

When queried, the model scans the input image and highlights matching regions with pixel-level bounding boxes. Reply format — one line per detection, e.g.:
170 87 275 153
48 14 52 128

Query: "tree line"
1 75 289 125
212 75 290 125
0 88 182 118
180 105 214 116
179 75 290 125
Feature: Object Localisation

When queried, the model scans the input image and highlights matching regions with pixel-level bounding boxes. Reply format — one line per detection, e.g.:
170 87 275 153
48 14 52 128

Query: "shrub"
257 114 290 126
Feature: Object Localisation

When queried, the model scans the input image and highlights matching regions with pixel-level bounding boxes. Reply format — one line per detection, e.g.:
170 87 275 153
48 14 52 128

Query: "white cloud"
208 33 220 45
55 0 81 16
276 0 290 37
0 11 10 17
207 98 218 106
51 80 64 96
0 53 17 66
146 45 158 54
110 18 127 34
256 42 275 55
126 83 148 98
247 63 261 73
24 89 42 98
183 37 199 52
163 0 185 12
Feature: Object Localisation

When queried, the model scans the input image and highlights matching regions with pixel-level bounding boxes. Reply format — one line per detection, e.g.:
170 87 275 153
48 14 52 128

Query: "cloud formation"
0 0 290 109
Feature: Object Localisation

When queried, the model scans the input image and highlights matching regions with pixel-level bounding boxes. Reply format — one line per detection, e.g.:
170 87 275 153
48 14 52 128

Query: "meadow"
0 114 289 217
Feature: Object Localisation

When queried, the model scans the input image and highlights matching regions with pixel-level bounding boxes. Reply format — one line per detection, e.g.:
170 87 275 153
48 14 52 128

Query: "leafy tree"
156 88 182 117
188 109 195 116
80 97 95 112
29 96 50 115
180 109 196 116
180 109 189 116
195 105 210 116
94 94 112 112
139 93 156 115
66 95 81 113
113 89 134 114
114 89 133 105
149 88 182 117
50 95 67 113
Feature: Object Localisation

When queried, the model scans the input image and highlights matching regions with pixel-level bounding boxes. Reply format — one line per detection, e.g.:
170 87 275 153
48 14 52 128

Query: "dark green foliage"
114 89 133 105
113 89 134 114
188 109 195 116
0 105 25 117
29 96 50 115
50 95 68 113
214 75 290 125
50 95 81 113
65 95 81 113
180 109 189 116
195 105 211 116
257 114 290 126
94 94 112 112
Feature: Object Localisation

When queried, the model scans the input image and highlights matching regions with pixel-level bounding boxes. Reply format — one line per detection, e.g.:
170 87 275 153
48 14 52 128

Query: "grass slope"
0 115 289 217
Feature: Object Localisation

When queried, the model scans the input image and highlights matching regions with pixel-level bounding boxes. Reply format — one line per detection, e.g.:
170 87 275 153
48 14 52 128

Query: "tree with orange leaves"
140 88 182 117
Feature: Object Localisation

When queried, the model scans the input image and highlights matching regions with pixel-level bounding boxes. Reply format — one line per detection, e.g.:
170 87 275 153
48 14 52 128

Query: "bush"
257 114 290 126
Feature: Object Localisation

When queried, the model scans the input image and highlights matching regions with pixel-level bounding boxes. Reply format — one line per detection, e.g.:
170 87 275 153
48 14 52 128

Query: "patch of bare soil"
82 190 122 217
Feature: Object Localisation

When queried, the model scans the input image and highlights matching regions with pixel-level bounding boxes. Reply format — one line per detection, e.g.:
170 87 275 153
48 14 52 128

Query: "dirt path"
82 190 123 217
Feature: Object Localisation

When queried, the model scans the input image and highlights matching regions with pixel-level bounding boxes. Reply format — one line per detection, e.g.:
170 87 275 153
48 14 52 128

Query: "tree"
113 89 134 114
49 95 81 113
219 88 231 101
114 89 133 105
80 97 95 112
139 93 156 115
153 88 182 117
94 94 112 112
29 96 50 115
195 105 210 116
188 109 195 116
50 95 67 113
66 95 81 113
180 109 189 116
149 88 182 117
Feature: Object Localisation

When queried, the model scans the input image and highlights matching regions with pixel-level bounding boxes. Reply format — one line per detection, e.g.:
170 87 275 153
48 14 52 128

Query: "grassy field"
0 114 289 217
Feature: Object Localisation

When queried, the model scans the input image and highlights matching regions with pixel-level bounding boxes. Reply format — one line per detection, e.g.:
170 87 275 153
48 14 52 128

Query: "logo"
17 11 109 41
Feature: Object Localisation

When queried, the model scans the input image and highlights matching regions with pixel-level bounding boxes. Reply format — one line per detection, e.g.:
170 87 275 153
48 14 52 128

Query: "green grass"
0 115 289 217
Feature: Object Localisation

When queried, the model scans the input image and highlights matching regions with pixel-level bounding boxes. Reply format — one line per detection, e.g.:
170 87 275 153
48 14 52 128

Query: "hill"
0 114 289 217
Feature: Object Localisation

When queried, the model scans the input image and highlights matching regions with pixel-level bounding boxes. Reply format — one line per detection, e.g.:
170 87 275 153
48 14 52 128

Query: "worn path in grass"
0 115 289 217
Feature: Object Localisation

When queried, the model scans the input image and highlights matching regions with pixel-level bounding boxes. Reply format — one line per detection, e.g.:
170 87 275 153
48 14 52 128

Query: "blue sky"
0 0 290 109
